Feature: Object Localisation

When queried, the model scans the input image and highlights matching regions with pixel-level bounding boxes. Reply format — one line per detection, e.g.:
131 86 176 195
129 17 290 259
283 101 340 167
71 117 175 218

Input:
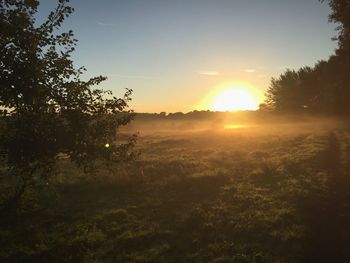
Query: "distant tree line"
135 110 259 121
264 0 350 115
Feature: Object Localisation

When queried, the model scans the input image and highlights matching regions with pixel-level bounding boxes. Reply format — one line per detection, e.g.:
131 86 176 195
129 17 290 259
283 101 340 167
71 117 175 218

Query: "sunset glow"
224 124 250 129
210 86 260 111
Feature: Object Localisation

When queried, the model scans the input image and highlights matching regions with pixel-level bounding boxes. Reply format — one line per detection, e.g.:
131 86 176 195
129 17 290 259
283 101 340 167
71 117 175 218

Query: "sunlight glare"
224 124 249 129
211 87 258 111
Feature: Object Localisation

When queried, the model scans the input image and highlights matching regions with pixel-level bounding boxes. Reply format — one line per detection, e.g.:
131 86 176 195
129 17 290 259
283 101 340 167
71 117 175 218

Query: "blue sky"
37 0 337 112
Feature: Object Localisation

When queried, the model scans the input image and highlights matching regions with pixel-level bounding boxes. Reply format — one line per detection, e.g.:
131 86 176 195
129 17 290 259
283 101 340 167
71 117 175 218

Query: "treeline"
135 110 257 121
264 0 350 116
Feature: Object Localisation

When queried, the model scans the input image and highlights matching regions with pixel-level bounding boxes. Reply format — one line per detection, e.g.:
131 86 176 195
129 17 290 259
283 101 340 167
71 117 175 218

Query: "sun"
211 88 257 111
211 87 259 111
197 82 262 112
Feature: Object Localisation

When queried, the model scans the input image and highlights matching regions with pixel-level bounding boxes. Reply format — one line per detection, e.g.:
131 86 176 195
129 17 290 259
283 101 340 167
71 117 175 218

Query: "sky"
37 0 337 113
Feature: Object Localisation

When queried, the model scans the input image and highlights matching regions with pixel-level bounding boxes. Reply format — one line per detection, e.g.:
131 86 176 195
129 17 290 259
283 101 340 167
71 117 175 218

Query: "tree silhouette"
0 0 135 212
265 1 350 115
326 0 350 54
265 67 319 113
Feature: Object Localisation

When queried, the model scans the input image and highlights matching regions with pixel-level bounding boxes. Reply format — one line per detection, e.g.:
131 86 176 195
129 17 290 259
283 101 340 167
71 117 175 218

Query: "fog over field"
3 0 350 262
103 115 350 262
125 112 347 135
5 112 350 261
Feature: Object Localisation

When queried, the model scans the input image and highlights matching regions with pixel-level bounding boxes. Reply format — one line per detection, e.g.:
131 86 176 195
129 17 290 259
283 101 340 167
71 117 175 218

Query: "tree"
0 0 135 212
265 1 350 115
324 0 350 114
324 0 350 54
265 67 319 113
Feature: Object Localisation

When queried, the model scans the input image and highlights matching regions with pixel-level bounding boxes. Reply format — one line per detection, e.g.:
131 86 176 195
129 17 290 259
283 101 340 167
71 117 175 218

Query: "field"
1 117 350 262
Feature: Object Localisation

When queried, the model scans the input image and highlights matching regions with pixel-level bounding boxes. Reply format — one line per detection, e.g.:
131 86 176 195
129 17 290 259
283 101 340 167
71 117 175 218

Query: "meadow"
1 117 350 262
3 1 350 262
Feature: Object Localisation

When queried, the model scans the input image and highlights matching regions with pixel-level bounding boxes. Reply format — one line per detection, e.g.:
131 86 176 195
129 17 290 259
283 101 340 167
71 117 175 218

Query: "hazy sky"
38 0 337 113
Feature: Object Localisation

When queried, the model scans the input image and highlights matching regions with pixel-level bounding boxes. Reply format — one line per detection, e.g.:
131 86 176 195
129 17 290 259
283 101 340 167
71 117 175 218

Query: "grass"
1 120 350 262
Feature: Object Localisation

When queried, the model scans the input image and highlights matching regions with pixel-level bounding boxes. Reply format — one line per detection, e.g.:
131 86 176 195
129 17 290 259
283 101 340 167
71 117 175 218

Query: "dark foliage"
265 0 350 116
0 0 135 212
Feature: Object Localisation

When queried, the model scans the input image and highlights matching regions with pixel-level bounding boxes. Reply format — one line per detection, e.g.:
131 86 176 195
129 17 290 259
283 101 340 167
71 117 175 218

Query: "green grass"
2 122 350 262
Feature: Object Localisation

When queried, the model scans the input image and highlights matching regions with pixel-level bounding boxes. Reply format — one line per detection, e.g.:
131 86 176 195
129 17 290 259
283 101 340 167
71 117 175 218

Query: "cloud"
197 71 219 76
97 21 117 27
245 69 256 73
257 74 266 78
108 74 157 80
